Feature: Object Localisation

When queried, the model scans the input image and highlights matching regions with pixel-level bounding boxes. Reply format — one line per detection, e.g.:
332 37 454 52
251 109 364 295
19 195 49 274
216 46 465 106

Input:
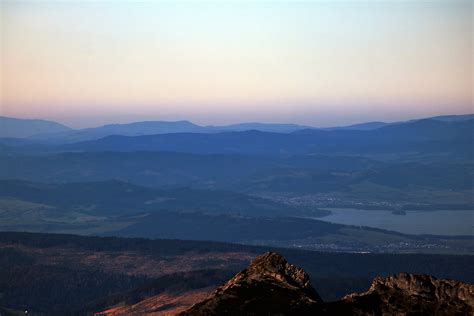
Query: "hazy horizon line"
2 111 473 130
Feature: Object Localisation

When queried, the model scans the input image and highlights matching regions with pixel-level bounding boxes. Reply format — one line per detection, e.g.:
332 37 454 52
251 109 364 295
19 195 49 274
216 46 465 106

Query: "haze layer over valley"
1 114 472 254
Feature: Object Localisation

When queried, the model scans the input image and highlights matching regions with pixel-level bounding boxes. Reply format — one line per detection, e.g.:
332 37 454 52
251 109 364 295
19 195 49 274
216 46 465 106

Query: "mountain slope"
429 114 474 122
183 252 322 315
0 116 71 138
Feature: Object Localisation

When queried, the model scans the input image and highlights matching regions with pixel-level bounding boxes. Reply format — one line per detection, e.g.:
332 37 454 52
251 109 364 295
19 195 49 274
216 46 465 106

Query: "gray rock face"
227 251 321 299
340 272 474 315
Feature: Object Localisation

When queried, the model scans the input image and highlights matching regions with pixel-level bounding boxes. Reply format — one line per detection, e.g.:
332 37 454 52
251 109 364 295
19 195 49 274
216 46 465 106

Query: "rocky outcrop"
181 252 322 315
183 252 474 316
336 272 474 315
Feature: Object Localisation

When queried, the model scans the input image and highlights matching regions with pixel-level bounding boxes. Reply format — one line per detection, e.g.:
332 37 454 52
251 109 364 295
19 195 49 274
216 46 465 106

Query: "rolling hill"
0 179 325 218
0 116 71 138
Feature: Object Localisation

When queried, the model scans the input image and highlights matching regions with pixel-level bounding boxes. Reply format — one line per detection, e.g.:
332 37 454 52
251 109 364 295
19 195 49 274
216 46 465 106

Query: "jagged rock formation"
335 272 474 315
182 252 322 315
183 252 474 316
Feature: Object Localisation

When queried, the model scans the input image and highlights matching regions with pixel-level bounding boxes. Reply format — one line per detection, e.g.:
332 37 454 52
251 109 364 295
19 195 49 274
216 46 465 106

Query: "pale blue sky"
1 0 472 127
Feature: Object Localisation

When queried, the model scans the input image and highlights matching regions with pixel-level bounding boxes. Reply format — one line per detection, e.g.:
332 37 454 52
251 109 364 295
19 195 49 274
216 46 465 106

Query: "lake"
317 208 474 236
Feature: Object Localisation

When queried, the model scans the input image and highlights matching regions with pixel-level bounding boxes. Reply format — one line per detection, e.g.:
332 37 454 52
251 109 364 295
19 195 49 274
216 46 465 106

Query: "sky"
0 0 472 128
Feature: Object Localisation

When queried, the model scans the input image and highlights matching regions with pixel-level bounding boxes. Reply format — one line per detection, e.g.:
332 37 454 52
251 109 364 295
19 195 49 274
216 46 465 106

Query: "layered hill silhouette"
58 119 473 156
0 116 71 138
2 114 472 144
23 119 311 142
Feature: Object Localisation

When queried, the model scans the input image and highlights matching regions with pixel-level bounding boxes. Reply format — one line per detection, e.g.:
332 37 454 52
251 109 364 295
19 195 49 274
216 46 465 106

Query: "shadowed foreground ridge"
182 252 322 315
182 252 474 316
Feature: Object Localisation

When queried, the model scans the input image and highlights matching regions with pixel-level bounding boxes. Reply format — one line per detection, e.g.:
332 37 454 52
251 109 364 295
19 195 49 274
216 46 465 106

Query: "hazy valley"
0 115 472 314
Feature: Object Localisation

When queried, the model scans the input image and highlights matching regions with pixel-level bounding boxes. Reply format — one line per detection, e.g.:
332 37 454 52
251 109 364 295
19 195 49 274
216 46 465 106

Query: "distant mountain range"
58 118 473 156
323 114 474 131
0 116 71 138
1 113 472 141
14 119 314 142
28 121 314 143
